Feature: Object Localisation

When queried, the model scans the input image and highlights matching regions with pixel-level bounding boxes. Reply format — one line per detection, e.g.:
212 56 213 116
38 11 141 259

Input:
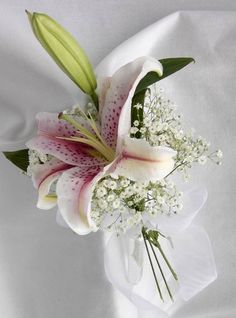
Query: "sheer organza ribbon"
104 185 217 316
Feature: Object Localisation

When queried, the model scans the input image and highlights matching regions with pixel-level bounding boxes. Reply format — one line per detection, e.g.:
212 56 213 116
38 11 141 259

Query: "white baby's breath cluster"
130 86 223 180
91 175 183 235
64 102 98 121
27 149 49 176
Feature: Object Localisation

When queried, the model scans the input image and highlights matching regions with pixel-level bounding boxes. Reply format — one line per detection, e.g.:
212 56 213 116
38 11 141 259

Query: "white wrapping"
104 187 217 316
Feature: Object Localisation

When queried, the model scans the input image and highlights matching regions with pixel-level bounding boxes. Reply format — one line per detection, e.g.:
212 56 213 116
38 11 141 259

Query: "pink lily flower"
26 57 176 235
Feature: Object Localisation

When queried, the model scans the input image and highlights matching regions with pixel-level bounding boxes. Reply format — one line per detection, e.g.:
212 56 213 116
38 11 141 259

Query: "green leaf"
135 57 195 95
3 149 29 172
131 88 148 138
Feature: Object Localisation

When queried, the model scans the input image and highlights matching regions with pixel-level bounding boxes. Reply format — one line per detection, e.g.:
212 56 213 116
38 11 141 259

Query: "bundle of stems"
141 226 178 302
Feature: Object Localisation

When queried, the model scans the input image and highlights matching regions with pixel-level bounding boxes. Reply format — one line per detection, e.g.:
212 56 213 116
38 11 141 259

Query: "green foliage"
131 57 194 138
135 57 195 95
3 149 29 172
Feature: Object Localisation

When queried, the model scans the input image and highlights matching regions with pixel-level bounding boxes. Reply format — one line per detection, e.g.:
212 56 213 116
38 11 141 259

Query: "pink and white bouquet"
3 12 222 307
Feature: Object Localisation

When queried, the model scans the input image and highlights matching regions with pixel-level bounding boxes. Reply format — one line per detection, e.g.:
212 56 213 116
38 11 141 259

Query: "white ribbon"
104 185 217 316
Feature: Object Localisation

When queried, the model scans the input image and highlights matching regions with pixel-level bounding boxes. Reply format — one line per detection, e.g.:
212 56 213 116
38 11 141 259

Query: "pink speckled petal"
30 157 70 189
56 165 103 235
36 112 92 138
96 76 111 113
26 135 104 166
100 57 163 151
111 137 176 182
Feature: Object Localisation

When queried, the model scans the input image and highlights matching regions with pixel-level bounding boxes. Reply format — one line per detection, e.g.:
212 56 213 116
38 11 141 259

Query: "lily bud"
26 11 97 102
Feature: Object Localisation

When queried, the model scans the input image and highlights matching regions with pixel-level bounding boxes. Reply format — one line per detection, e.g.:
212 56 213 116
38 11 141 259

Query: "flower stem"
154 240 178 281
164 161 185 179
90 91 99 110
142 227 163 301
147 238 174 302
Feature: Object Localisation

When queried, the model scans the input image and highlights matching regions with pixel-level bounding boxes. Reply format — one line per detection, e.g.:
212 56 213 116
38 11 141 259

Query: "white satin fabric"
0 7 236 318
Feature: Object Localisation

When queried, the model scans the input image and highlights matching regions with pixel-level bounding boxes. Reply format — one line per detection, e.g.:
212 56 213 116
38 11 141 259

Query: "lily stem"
155 240 178 281
142 227 163 301
90 91 99 110
147 238 174 302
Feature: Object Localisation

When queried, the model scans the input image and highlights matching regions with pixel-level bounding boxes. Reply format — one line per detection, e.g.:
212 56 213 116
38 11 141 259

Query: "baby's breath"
91 175 183 235
27 149 49 176
131 85 223 179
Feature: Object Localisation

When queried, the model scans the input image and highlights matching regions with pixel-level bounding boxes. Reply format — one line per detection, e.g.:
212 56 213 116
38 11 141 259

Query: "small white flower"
159 180 166 187
127 200 134 207
157 196 165 204
96 187 107 198
113 199 120 209
176 130 184 139
124 186 134 195
216 150 223 158
162 123 169 131
108 180 117 190
133 120 139 127
140 127 147 134
98 199 108 209
130 127 139 134
132 183 142 192
158 135 166 142
103 180 110 188
120 179 130 187
120 192 127 199
198 156 207 165
146 201 153 208
119 206 126 213
155 123 163 132
134 103 143 109
107 194 116 202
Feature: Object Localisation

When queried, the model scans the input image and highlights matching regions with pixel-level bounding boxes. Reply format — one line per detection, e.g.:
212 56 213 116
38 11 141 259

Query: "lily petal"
100 56 163 151
36 112 90 138
111 136 176 182
96 76 111 113
26 135 104 166
36 112 76 137
37 170 63 210
56 209 69 228
56 165 103 235
28 157 70 210
30 156 69 189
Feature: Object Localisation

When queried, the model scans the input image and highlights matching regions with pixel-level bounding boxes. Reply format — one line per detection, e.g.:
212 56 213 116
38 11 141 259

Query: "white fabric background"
0 1 236 318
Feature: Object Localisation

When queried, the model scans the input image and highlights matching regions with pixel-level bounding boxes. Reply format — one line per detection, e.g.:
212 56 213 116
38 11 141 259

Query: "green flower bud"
26 11 97 104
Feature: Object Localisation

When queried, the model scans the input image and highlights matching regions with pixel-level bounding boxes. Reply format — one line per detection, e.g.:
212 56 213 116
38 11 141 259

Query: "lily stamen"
58 112 115 162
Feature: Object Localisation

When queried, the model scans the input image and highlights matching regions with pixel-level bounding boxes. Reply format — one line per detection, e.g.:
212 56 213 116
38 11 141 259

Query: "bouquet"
3 11 222 307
